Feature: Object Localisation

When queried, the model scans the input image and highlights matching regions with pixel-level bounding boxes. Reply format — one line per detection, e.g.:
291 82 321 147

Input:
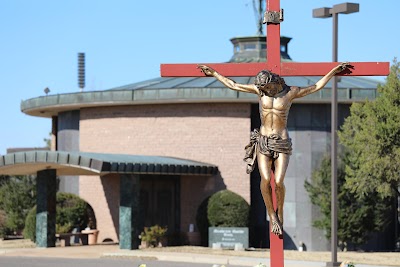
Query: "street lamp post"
312 3 359 267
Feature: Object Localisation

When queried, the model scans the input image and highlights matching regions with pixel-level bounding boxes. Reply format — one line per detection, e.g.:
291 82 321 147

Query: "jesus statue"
198 62 350 235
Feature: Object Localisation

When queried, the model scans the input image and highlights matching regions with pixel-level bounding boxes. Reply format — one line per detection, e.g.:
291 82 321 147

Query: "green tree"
43 132 52 149
338 59 400 200
0 175 9 185
0 175 36 233
0 209 7 237
305 154 392 249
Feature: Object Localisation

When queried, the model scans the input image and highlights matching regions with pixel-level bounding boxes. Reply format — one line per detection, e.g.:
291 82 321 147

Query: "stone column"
119 174 140 250
36 169 57 248
57 110 80 195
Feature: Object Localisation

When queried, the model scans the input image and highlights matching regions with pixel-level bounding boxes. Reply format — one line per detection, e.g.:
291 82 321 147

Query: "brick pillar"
119 174 140 249
36 169 57 247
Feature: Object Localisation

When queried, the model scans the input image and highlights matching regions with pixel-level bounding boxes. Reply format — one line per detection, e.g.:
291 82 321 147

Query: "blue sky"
0 0 398 154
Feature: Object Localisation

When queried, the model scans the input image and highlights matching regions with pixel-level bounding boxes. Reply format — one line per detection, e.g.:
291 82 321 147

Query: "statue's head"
255 70 285 96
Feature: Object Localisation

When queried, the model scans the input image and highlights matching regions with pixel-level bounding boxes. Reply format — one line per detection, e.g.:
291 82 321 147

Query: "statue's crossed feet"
270 217 283 236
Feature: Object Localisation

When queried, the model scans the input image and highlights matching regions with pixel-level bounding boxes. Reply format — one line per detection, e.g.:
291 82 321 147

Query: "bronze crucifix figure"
198 62 350 235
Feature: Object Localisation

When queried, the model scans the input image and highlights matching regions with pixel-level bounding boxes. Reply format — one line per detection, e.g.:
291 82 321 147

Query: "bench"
56 233 89 247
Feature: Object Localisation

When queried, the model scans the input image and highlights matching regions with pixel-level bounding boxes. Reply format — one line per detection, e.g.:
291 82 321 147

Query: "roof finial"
253 0 265 35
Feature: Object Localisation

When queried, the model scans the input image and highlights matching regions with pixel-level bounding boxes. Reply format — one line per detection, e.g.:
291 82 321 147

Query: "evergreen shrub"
56 192 89 231
23 192 96 241
207 190 250 227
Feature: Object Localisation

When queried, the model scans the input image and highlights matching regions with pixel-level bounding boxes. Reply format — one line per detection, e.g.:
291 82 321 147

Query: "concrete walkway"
0 245 321 267
0 245 398 267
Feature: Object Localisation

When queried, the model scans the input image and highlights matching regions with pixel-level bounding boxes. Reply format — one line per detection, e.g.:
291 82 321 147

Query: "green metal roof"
0 151 218 176
20 35 382 118
20 75 381 118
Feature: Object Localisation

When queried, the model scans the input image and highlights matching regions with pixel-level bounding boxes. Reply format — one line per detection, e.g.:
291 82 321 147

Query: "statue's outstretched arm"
198 65 258 94
294 62 351 98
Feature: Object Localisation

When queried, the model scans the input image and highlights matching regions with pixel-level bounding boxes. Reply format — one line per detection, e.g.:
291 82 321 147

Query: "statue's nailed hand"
335 62 353 75
198 65 216 77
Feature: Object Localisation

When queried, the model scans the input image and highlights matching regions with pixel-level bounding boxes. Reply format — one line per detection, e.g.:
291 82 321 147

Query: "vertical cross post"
270 172 284 267
266 0 281 74
265 1 285 266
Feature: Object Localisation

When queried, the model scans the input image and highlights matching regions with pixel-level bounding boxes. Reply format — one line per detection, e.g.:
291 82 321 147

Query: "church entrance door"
140 175 180 233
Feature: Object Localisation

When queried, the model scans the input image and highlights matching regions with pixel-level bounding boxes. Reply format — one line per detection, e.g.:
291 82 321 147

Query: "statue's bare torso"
259 86 294 139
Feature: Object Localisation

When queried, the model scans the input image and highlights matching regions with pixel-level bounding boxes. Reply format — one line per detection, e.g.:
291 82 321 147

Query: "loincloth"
243 129 292 174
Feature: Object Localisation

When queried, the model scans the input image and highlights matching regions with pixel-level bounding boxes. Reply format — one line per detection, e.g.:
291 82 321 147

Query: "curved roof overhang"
21 76 379 118
0 151 219 176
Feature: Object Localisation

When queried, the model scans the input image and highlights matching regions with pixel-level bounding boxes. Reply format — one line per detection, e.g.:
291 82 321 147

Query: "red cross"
161 1 389 77
160 1 389 266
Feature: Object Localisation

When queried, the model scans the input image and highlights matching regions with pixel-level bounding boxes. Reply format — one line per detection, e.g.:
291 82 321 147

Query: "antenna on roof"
253 0 264 35
78 52 85 92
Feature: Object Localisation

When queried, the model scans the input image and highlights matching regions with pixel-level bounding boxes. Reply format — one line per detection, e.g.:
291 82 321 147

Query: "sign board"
208 227 249 249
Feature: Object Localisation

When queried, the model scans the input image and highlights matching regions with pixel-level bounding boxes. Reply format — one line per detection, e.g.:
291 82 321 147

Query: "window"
244 43 256 50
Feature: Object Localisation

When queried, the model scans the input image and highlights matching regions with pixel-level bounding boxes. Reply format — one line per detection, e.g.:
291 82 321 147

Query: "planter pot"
139 240 148 249
158 236 168 247
81 229 99 245
186 232 201 246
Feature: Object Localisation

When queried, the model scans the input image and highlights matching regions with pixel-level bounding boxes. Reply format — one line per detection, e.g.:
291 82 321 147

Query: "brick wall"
79 174 120 243
79 103 251 240
180 175 213 233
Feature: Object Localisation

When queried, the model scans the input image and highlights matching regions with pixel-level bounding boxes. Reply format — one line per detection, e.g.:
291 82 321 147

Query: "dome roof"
228 36 292 62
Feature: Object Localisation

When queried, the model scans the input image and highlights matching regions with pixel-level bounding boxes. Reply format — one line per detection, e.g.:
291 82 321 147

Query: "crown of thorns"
255 70 282 84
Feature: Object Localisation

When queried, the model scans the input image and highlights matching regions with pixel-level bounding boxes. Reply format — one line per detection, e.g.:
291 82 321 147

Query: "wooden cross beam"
161 61 389 77
160 1 389 267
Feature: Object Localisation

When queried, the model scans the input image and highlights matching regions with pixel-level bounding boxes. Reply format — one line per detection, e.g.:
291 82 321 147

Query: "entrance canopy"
0 150 218 176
